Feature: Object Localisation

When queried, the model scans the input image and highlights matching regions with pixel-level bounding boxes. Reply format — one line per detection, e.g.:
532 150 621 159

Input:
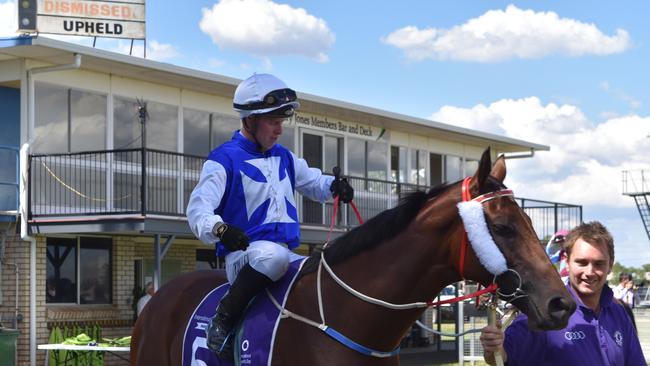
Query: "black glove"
330 177 354 203
213 222 249 251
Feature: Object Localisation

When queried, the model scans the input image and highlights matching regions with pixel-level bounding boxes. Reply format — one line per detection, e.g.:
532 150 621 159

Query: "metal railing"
28 149 583 240
29 148 203 218
517 197 583 241
623 170 650 195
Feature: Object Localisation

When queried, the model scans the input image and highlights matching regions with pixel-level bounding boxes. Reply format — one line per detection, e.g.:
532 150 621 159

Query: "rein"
267 179 517 358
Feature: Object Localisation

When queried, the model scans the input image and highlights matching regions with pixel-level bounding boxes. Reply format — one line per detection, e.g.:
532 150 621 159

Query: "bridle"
267 176 526 358
458 176 514 278
459 176 528 304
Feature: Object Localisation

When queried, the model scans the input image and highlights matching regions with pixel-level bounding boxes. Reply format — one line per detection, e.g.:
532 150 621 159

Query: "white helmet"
233 73 300 119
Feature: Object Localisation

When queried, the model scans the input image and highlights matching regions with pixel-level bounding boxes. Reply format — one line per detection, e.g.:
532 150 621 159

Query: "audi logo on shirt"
564 331 586 341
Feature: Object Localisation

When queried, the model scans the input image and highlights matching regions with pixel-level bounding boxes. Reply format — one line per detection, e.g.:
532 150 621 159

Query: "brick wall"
0 230 206 366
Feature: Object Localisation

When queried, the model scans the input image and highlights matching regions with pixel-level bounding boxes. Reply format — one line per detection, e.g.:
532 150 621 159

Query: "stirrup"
216 331 234 357
206 315 235 359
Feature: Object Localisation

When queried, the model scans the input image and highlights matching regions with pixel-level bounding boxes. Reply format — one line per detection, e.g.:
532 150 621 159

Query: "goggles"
233 88 297 111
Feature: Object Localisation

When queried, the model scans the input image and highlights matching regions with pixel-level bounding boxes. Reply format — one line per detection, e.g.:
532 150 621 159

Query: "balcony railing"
29 149 582 238
29 148 203 218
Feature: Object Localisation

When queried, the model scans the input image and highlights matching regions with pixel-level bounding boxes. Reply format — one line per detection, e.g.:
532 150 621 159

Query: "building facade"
0 36 579 366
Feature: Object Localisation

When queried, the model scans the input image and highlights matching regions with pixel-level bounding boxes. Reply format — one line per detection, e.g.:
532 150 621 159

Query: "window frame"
33 81 108 154
46 235 113 305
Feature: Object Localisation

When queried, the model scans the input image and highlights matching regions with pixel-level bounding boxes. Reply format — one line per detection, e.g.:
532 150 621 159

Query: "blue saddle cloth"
182 258 306 366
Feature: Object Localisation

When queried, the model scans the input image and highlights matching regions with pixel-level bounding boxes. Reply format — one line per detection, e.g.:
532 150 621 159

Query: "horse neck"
317 189 465 350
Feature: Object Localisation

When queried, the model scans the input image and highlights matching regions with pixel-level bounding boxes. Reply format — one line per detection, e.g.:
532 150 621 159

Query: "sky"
2 1 650 267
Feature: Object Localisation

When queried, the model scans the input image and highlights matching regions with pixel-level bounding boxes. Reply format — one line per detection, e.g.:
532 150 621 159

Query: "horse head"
460 148 575 330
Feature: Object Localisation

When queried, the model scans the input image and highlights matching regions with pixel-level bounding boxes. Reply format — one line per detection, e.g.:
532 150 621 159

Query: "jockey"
186 73 354 359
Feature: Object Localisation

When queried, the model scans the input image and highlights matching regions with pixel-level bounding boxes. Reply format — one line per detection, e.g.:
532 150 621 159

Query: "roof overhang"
0 36 548 154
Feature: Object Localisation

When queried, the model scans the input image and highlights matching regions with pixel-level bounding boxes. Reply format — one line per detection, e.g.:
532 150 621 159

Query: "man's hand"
480 324 507 365
212 222 249 251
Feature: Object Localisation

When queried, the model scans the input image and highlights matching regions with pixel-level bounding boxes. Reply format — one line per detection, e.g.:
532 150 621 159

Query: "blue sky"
2 1 650 267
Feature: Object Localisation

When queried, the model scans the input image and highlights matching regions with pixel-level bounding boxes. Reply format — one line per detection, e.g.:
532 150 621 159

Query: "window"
464 159 479 176
113 96 142 150
277 123 295 151
445 155 462 182
429 153 443 186
390 146 407 183
211 114 240 149
46 237 112 304
184 108 241 157
367 141 388 181
348 138 388 181
409 149 428 186
114 97 178 152
34 83 106 153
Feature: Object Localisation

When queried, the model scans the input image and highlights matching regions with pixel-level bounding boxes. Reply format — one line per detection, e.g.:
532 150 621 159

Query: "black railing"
517 197 583 241
29 149 583 240
29 148 203 218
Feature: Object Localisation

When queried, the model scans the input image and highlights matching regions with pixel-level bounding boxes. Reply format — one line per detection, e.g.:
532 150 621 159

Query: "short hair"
564 221 614 263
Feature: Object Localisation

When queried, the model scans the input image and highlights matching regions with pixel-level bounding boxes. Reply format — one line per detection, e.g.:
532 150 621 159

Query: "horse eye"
492 223 515 237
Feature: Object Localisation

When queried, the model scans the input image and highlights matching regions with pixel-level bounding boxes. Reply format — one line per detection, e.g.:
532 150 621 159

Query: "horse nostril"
548 296 575 323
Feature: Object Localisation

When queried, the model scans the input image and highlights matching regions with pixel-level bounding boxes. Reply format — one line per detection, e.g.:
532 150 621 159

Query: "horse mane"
298 182 453 277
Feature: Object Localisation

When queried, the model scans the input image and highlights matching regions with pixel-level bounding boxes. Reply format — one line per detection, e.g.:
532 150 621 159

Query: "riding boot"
206 264 274 359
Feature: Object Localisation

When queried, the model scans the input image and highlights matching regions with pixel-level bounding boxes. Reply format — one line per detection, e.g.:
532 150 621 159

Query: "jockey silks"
187 131 333 256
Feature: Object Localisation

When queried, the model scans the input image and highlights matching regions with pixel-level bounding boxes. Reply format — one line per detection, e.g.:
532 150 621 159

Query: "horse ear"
471 148 492 194
490 155 507 182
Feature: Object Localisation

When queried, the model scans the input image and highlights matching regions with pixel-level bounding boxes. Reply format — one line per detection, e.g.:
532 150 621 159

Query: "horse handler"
480 221 646 365
187 73 354 359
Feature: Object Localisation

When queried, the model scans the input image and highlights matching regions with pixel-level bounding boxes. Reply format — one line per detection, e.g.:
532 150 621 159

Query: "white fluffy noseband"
457 201 508 276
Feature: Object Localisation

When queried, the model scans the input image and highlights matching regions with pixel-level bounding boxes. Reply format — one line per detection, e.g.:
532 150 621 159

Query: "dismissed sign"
36 0 145 39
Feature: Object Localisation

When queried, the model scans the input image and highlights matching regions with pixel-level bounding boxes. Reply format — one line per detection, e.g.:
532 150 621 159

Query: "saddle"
182 258 306 366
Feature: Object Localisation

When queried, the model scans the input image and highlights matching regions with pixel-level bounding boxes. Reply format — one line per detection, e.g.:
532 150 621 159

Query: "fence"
29 148 203 218
29 149 582 243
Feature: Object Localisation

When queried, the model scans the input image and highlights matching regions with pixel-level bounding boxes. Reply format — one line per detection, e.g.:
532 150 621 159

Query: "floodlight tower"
622 170 650 242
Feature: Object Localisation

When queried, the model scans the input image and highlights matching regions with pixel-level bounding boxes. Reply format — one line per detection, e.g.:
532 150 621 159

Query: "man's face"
251 115 285 151
567 238 612 303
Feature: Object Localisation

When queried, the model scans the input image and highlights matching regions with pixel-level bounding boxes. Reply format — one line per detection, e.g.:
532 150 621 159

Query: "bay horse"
131 149 575 365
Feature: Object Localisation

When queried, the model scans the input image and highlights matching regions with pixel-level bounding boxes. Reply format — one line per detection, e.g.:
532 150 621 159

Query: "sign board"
34 0 146 39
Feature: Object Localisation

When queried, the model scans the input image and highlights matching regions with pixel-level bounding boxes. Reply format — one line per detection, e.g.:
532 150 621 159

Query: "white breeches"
224 240 303 283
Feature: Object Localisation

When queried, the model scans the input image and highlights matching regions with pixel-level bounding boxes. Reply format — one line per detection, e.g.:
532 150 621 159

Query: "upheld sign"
34 0 145 39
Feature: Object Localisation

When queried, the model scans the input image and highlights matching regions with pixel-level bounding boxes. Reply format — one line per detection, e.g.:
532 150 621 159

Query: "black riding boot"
206 264 273 359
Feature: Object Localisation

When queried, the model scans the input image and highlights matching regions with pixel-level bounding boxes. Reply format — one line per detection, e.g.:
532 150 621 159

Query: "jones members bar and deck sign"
35 0 145 39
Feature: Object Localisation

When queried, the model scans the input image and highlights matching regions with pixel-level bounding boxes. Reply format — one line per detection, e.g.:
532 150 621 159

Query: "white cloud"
430 97 650 206
382 4 631 62
430 97 650 266
199 0 334 62
0 1 18 37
